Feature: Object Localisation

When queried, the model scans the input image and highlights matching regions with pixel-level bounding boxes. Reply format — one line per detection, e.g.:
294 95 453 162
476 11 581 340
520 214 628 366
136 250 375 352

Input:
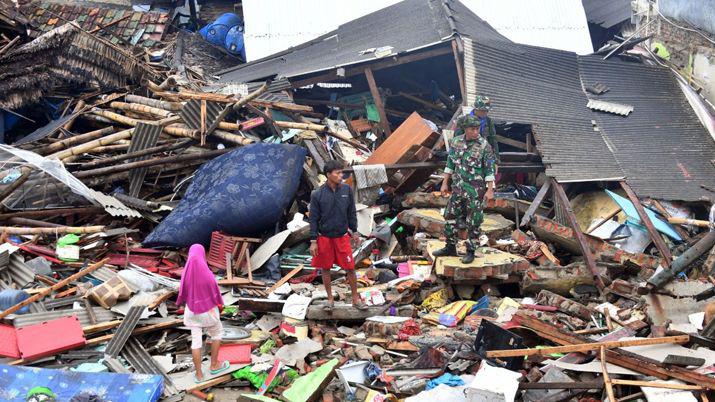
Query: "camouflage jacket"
445 135 496 198
455 115 500 163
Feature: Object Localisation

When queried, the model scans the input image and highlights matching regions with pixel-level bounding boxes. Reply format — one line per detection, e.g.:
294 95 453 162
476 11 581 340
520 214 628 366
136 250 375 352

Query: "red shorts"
311 234 354 270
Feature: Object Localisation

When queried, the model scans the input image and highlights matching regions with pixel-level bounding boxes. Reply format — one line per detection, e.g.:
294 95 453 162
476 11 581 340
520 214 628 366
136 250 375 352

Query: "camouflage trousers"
443 191 485 250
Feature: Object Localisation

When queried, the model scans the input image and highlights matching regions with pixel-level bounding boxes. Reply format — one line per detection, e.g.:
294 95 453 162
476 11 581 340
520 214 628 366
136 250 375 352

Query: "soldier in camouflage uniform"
454 95 500 163
434 115 496 264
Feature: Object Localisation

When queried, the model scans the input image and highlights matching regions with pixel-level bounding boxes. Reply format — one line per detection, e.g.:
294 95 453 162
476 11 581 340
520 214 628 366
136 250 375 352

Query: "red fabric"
311 234 354 270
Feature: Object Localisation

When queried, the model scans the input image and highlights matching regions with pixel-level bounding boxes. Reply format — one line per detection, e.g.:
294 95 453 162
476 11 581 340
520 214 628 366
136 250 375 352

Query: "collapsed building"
0 0 713 401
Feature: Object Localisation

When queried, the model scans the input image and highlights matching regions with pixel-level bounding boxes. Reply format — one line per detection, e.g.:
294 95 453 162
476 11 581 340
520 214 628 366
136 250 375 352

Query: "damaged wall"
635 0 715 106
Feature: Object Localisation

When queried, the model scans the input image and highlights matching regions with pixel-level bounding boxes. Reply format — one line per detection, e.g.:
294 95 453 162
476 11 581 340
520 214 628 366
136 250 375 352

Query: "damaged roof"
219 0 715 201
218 0 510 84
581 0 632 29
0 22 148 110
29 1 170 48
464 37 625 183
579 55 715 201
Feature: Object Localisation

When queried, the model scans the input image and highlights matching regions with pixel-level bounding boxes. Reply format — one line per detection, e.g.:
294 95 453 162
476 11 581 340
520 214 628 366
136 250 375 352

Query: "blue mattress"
0 364 163 401
144 143 306 248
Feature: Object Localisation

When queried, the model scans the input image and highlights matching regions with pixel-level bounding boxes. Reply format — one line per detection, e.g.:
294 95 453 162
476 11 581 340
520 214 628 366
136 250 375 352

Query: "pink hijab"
176 244 224 314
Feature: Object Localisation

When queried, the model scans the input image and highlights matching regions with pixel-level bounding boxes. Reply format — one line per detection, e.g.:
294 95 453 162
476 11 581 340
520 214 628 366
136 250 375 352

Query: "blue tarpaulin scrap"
425 373 465 390
143 143 306 248
605 190 682 241
0 364 163 401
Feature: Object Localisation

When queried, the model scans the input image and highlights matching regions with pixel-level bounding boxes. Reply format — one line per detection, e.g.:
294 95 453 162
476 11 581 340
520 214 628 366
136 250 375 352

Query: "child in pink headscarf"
176 244 230 382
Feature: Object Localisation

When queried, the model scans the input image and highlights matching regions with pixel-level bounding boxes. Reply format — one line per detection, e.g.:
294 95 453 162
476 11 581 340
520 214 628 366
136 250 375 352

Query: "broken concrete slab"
427 240 530 282
398 208 514 240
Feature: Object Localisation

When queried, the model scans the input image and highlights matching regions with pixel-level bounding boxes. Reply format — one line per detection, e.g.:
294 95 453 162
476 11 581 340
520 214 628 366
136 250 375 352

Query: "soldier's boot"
461 247 475 264
433 243 457 257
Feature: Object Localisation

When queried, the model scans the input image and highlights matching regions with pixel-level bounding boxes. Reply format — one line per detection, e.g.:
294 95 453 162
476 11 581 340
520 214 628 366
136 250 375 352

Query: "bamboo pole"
485 335 689 358
668 217 711 228
125 94 183 111
0 207 104 220
62 100 86 131
0 225 106 235
109 101 173 118
0 258 108 319
50 128 135 160
33 127 115 155
8 217 64 228
81 160 206 187
273 121 370 152
73 148 230 178
79 139 192 170
51 115 181 160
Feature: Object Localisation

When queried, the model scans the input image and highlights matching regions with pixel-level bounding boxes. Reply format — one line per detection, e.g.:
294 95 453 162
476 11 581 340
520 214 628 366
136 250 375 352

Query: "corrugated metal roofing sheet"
8 307 117 328
578 55 715 201
581 0 631 28
586 99 634 116
127 122 162 197
105 305 145 358
122 338 179 396
219 0 472 83
86 189 142 218
13 115 74 146
180 99 225 131
463 37 625 182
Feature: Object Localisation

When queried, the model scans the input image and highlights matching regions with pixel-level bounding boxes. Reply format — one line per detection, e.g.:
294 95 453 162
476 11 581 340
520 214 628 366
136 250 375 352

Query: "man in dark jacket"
309 160 367 311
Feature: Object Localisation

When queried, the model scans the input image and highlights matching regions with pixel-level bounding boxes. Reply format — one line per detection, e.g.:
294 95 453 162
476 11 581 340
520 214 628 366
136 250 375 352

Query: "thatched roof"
0 23 148 110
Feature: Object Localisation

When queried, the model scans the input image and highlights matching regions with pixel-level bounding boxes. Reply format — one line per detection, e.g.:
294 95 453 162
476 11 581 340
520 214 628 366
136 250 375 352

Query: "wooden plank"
290 45 453 88
520 180 552 227
620 181 673 266
85 319 182 346
364 67 391 136
451 39 466 103
217 278 265 286
600 346 617 402
515 312 715 389
0 259 108 319
83 320 122 335
366 111 435 166
265 264 303 295
486 335 689 358
551 178 605 292
610 379 704 391
496 135 528 151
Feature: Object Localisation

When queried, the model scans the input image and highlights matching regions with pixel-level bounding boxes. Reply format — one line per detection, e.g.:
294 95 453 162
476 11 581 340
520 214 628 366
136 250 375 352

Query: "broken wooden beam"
514 312 715 389
486 335 689 358
0 225 106 235
620 181 672 266
364 67 391 136
0 258 108 319
520 180 551 228
551 178 605 291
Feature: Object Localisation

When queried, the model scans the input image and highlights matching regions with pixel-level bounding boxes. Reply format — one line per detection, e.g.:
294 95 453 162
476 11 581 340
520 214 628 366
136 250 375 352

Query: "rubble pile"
0 1 714 402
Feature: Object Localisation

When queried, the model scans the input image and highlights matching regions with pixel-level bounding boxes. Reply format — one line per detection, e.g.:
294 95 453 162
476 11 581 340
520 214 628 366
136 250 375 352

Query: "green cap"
473 95 491 111
26 387 57 400
458 115 481 129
